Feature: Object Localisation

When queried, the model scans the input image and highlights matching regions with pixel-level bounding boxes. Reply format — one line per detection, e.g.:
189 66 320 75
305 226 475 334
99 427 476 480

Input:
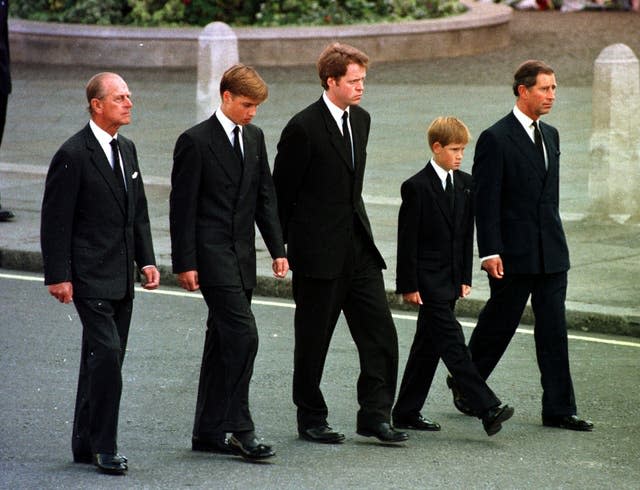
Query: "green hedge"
11 0 466 27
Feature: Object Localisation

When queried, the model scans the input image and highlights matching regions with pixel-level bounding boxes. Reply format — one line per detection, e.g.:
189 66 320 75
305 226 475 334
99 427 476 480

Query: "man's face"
221 91 260 126
519 72 556 119
433 142 466 172
92 75 133 135
326 63 366 110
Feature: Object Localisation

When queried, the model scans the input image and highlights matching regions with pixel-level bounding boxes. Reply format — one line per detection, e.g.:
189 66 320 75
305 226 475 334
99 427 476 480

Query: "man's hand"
141 266 160 290
178 270 199 291
48 282 73 304
402 291 423 305
460 284 471 298
482 256 504 279
272 257 289 278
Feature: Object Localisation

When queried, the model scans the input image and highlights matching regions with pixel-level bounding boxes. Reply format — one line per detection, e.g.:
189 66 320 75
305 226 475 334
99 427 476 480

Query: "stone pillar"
588 44 640 221
197 22 239 122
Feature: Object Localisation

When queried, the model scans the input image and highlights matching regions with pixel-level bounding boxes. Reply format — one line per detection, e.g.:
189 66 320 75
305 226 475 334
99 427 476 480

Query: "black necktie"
110 138 126 192
445 172 454 211
233 125 243 164
342 111 354 168
532 120 544 158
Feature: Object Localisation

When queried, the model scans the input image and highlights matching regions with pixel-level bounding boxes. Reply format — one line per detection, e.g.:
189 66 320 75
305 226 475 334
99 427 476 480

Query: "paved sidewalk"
1 11 639 337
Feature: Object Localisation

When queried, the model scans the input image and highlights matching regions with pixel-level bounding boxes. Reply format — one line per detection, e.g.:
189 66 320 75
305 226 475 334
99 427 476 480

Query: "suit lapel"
452 170 469 230
425 163 453 227
84 125 127 215
539 121 559 193
317 98 354 172
119 137 135 220
506 113 547 180
238 125 258 199
208 115 242 184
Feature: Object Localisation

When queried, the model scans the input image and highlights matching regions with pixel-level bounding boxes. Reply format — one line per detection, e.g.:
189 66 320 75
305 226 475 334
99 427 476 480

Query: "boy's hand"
402 291 423 305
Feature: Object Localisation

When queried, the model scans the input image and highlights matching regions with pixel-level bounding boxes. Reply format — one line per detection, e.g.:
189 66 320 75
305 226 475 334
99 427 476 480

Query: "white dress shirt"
89 119 126 188
215 107 243 154
322 92 352 137
429 159 453 190
513 104 547 166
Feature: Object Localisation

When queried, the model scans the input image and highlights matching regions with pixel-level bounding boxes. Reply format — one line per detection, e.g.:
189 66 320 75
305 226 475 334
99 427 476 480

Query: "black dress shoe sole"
95 465 127 475
356 428 409 443
298 431 346 444
394 421 441 432
542 419 594 432
228 436 276 460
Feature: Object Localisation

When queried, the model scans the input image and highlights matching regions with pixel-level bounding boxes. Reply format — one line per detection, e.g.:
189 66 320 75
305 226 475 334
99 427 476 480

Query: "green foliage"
10 0 466 26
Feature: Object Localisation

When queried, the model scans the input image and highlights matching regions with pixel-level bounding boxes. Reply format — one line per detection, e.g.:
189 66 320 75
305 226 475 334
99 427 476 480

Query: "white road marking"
3 271 639 348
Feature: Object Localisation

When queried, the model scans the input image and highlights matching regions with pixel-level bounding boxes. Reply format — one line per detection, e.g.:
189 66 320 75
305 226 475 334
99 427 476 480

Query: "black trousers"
193 286 257 439
469 271 577 417
393 299 500 419
72 296 133 455
292 228 399 430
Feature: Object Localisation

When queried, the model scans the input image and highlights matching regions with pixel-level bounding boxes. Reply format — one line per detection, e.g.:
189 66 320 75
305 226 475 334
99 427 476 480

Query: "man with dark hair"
41 72 160 475
0 0 14 221
447 60 593 432
170 64 288 461
273 43 408 445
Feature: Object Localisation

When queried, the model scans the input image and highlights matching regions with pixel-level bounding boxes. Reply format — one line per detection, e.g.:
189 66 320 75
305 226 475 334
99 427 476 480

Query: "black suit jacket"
272 97 384 279
41 124 156 299
473 111 569 274
170 114 285 289
396 163 473 301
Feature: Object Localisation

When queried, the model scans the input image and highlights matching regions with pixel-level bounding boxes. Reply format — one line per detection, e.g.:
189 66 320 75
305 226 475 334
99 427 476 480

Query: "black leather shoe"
0 208 14 222
446 375 475 416
228 433 275 460
356 422 409 443
299 425 346 444
93 453 128 475
542 415 593 432
482 405 514 436
394 414 441 431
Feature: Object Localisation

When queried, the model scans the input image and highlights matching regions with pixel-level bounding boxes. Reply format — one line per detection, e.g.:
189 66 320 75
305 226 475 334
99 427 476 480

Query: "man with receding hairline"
41 72 159 475
447 60 593 432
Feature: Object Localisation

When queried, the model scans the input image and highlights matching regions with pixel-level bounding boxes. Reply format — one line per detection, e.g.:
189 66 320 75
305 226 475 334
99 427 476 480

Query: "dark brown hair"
512 60 554 97
317 43 369 90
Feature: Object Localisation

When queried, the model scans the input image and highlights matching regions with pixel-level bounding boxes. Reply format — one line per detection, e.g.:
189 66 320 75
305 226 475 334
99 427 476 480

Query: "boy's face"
221 91 261 126
433 141 466 172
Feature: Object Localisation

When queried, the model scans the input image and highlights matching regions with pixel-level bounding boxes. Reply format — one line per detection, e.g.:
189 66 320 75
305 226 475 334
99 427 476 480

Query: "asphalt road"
1 269 639 489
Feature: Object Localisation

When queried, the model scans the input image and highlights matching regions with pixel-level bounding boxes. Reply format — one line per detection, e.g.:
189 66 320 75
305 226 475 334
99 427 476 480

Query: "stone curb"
3 248 638 338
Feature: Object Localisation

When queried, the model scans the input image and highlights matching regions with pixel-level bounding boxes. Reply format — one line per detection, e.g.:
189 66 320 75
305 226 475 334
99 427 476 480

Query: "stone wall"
9 1 511 68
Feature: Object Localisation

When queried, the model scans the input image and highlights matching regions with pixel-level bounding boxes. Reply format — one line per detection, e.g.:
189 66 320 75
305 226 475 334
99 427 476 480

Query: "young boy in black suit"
391 117 514 436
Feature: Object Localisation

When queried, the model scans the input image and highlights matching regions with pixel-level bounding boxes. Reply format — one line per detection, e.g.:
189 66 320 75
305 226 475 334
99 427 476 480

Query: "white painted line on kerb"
3 271 639 349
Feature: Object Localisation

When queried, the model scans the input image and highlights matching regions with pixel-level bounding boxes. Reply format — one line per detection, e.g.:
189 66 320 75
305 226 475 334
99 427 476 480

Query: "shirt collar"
89 119 118 146
430 158 452 184
322 91 349 127
215 107 240 138
513 105 537 132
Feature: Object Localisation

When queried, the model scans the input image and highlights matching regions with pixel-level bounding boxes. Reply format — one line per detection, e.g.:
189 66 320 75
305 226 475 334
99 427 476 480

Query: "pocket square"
131 171 139 179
